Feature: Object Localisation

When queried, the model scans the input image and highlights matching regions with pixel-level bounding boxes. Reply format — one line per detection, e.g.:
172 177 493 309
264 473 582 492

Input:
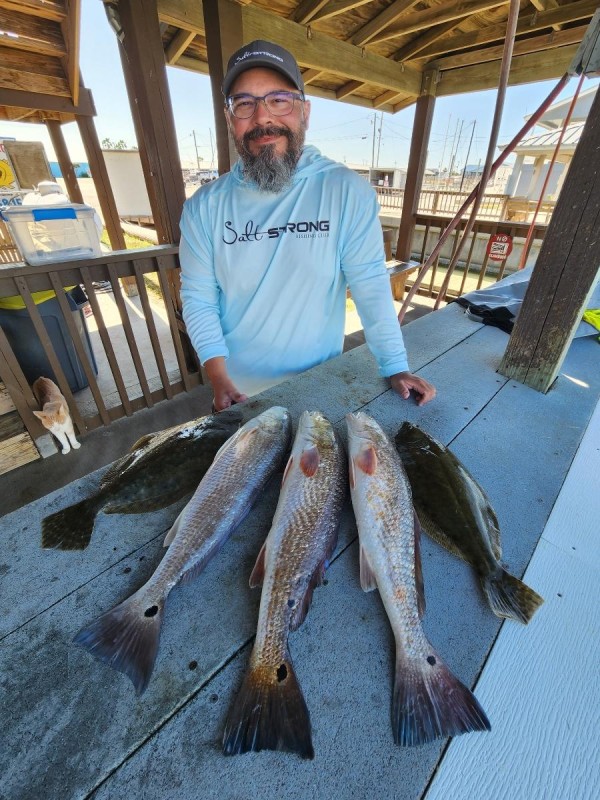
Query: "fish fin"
163 507 185 547
289 562 324 631
42 496 102 550
393 649 490 746
249 542 267 588
73 592 164 695
299 446 319 477
104 488 192 515
355 444 377 475
282 454 294 486
99 453 137 488
487 511 503 562
418 510 470 564
359 545 378 592
128 432 159 452
482 569 544 624
349 456 356 490
222 654 314 759
414 511 426 619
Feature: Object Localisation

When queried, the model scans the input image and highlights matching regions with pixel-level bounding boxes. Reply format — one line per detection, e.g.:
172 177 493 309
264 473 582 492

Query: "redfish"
347 411 490 746
73 406 292 694
223 411 346 759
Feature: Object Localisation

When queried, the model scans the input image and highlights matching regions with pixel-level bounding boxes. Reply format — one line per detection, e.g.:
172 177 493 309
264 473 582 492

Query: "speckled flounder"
41 407 244 550
73 406 292 695
223 411 347 760
347 411 490 747
395 421 543 624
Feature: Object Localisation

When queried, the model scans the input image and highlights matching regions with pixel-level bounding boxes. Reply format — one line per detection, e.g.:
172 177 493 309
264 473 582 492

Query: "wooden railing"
406 214 548 298
0 247 201 449
375 187 555 222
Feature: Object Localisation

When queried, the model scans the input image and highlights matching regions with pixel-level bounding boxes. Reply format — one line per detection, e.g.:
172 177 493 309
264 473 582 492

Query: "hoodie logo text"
223 219 330 245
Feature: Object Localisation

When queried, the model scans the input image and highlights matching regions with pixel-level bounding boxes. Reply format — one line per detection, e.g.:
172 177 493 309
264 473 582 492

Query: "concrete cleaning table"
1 302 599 800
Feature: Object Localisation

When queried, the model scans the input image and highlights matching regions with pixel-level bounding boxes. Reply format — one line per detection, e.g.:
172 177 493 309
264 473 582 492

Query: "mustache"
243 125 293 145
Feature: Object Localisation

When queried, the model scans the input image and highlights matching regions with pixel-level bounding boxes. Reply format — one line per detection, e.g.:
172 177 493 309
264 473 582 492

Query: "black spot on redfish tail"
42 496 103 550
392 652 490 746
222 656 314 759
73 595 164 695
483 568 544 624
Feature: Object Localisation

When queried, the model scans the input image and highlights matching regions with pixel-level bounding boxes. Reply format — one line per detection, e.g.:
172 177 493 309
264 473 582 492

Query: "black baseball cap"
222 40 304 97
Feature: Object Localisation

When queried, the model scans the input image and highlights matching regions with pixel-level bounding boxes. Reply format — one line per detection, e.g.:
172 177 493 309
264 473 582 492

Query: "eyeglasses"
226 90 305 119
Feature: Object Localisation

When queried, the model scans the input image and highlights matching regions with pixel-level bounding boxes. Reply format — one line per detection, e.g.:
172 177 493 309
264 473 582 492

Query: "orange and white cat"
32 377 81 455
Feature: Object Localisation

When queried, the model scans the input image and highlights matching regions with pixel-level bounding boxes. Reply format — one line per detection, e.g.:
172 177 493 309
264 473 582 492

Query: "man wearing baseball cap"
179 40 435 410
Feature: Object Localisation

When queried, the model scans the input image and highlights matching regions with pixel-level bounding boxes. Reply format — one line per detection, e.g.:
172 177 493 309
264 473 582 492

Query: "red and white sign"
486 233 513 262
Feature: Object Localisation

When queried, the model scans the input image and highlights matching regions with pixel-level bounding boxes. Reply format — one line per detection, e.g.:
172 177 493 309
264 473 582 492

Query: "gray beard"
235 124 305 193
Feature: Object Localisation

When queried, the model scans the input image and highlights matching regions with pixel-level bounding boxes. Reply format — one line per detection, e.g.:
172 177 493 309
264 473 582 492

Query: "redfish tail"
483 569 544 624
222 652 314 759
42 496 103 550
73 592 164 695
393 651 490 746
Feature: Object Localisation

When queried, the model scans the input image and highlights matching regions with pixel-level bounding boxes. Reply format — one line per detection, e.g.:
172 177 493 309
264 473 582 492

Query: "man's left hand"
389 371 436 406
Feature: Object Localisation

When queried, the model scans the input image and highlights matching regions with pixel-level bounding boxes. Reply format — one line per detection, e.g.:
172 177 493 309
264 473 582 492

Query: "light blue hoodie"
180 145 409 396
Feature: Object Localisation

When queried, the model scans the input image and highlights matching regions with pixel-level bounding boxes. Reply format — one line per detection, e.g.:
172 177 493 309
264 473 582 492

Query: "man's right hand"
205 356 248 411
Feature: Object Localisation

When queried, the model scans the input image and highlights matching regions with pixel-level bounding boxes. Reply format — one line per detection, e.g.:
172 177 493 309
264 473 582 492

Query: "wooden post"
498 85 600 393
116 0 186 245
396 71 437 261
45 120 84 204
203 0 245 175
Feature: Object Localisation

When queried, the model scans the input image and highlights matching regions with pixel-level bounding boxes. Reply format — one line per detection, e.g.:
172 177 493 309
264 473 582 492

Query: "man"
180 40 435 411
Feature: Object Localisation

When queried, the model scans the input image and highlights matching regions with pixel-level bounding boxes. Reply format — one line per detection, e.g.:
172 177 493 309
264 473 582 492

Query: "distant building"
504 86 598 201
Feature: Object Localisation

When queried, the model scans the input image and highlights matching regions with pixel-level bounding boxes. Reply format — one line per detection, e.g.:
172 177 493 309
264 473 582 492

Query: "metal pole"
192 130 201 170
459 120 476 192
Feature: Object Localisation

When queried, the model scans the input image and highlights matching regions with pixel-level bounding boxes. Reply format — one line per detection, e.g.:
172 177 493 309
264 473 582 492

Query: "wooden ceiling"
0 0 593 124
0 0 94 123
158 0 596 113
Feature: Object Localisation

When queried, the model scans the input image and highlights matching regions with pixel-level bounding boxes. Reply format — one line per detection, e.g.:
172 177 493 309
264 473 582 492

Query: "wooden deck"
1 302 598 800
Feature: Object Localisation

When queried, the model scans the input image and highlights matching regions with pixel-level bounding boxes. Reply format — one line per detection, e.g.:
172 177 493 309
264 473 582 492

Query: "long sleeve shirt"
179 145 409 397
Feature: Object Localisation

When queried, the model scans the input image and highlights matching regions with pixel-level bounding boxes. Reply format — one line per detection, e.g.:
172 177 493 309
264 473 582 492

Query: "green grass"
100 229 154 250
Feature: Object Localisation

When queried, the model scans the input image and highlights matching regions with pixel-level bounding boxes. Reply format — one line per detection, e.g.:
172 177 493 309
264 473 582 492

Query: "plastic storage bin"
0 204 102 265
0 287 97 392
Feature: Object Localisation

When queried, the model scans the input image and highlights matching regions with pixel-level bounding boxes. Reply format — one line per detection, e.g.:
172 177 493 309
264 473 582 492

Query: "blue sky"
1 0 598 173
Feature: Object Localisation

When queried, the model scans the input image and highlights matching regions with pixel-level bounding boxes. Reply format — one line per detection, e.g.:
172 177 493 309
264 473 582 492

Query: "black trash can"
0 287 98 392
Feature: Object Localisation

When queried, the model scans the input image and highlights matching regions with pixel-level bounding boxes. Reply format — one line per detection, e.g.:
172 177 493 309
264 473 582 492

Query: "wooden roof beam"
310 0 372 24
437 44 579 95
429 26 587 71
417 0 598 60
301 67 324 83
157 0 205 35
305 81 394 112
0 8 66 57
0 84 95 115
166 28 196 64
241 3 421 95
0 0 66 23
393 21 462 63
336 79 364 98
368 0 509 46
292 0 330 25
170 54 210 75
529 0 562 32
373 88 405 107
351 0 419 47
